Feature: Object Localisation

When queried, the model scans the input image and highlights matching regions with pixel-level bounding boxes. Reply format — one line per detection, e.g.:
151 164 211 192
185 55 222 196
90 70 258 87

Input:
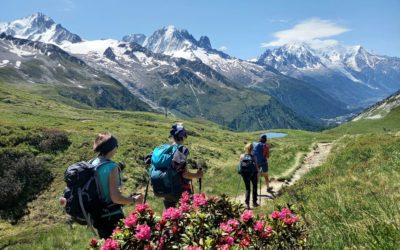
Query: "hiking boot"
267 187 273 193
245 203 250 210
252 202 260 208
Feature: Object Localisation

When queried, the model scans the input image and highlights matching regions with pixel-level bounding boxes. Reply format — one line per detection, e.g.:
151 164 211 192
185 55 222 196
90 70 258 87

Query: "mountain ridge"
2 13 399 131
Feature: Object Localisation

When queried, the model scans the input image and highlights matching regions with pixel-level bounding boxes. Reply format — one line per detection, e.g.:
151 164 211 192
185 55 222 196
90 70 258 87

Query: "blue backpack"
253 142 266 164
149 144 183 199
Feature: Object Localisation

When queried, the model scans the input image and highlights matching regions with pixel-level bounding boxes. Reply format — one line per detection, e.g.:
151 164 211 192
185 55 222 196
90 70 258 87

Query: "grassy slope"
2 79 398 249
258 107 400 249
0 83 323 249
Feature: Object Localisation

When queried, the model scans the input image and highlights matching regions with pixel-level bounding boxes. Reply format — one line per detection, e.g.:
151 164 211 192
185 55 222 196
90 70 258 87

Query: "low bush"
89 193 307 249
0 149 53 222
31 128 71 153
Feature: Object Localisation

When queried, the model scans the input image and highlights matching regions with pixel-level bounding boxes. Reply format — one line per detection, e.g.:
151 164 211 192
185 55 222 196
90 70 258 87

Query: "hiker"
91 132 143 238
150 123 203 209
238 143 259 209
254 134 272 192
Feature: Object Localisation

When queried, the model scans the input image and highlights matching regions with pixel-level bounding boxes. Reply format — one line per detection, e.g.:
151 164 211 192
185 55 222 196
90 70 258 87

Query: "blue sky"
1 0 399 59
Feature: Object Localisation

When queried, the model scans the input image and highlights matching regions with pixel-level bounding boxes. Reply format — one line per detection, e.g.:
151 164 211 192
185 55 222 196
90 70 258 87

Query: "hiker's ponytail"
93 132 118 156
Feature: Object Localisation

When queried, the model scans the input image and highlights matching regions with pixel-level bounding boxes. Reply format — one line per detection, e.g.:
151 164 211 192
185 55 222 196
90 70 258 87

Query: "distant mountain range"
258 42 400 109
1 12 399 131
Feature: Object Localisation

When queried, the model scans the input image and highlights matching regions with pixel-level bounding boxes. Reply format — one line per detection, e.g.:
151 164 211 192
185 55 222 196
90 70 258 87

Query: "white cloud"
262 18 350 47
218 46 228 51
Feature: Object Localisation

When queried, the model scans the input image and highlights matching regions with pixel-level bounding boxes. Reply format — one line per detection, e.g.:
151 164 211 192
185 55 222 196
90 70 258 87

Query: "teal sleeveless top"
92 158 120 203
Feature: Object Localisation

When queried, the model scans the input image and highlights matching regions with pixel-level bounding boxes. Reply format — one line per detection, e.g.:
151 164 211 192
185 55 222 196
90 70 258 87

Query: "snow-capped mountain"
122 33 146 45
126 26 222 57
122 26 350 120
0 12 82 44
0 14 352 129
0 33 150 111
258 42 400 108
0 32 321 131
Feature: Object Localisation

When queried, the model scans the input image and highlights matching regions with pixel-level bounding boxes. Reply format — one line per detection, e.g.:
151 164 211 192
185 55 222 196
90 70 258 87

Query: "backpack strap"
77 186 97 236
90 158 120 205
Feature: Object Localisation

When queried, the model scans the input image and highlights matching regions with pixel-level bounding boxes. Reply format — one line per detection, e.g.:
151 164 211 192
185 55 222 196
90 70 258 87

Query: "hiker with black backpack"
149 123 203 209
254 134 272 193
62 132 143 239
238 143 260 209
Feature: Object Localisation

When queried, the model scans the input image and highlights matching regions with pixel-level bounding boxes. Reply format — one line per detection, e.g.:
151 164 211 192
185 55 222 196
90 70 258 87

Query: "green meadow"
0 82 399 249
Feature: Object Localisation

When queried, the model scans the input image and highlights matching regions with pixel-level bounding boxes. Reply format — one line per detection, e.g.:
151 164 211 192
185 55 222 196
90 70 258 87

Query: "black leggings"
241 172 258 204
93 213 125 239
163 188 192 209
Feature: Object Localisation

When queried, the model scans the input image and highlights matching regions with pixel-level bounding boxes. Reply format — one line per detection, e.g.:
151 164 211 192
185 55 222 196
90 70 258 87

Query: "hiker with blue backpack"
238 143 260 209
149 123 203 209
254 134 272 192
63 132 143 239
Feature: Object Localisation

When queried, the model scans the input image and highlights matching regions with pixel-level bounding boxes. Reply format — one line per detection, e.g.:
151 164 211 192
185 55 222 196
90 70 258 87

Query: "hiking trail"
235 142 333 207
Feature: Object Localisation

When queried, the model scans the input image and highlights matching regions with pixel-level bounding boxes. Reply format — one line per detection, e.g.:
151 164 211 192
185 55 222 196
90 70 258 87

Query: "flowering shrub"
89 193 307 249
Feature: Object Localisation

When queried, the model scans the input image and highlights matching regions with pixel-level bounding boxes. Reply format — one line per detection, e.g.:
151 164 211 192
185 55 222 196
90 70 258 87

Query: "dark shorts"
259 162 268 173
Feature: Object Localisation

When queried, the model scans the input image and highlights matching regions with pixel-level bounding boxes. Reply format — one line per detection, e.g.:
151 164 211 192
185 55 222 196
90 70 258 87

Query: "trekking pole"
259 172 262 205
198 167 202 193
234 174 241 201
144 178 150 203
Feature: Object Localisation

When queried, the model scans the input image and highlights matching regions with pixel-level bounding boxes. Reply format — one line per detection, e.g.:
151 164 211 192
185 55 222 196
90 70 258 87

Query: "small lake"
263 132 288 139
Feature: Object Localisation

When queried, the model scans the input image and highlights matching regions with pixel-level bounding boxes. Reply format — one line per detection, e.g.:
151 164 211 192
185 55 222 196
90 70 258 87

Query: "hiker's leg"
94 213 125 239
163 199 177 209
251 173 258 204
263 162 270 188
241 173 251 205
264 173 269 187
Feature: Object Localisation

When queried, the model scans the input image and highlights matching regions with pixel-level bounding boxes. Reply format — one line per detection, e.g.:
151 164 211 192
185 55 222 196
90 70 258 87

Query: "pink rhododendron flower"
254 220 264 232
280 208 292 218
193 193 207 207
179 191 190 204
155 218 167 231
148 209 155 216
135 224 152 241
186 246 203 250
172 224 179 234
224 236 235 246
220 222 233 233
112 228 120 235
179 203 191 213
158 237 165 249
135 203 149 214
239 235 251 247
162 207 182 220
89 238 97 247
263 226 273 238
144 244 154 250
227 219 239 228
240 210 253 222
283 216 299 225
186 245 203 250
101 239 119 250
271 211 280 219
124 213 138 227
219 244 230 250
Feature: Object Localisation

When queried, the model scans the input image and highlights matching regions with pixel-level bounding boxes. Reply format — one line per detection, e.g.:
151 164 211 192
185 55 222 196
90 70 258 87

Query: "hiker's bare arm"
109 168 141 205
182 169 203 179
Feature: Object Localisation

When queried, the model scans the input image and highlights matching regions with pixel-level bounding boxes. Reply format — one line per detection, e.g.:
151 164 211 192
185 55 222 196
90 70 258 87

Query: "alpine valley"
1 13 399 131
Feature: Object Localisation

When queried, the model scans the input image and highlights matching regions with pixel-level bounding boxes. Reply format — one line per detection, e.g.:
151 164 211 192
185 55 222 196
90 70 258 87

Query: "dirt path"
235 142 333 207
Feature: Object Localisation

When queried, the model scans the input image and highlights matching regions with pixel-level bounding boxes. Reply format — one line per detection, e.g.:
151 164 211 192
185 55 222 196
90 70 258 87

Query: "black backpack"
63 160 114 226
238 154 256 174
